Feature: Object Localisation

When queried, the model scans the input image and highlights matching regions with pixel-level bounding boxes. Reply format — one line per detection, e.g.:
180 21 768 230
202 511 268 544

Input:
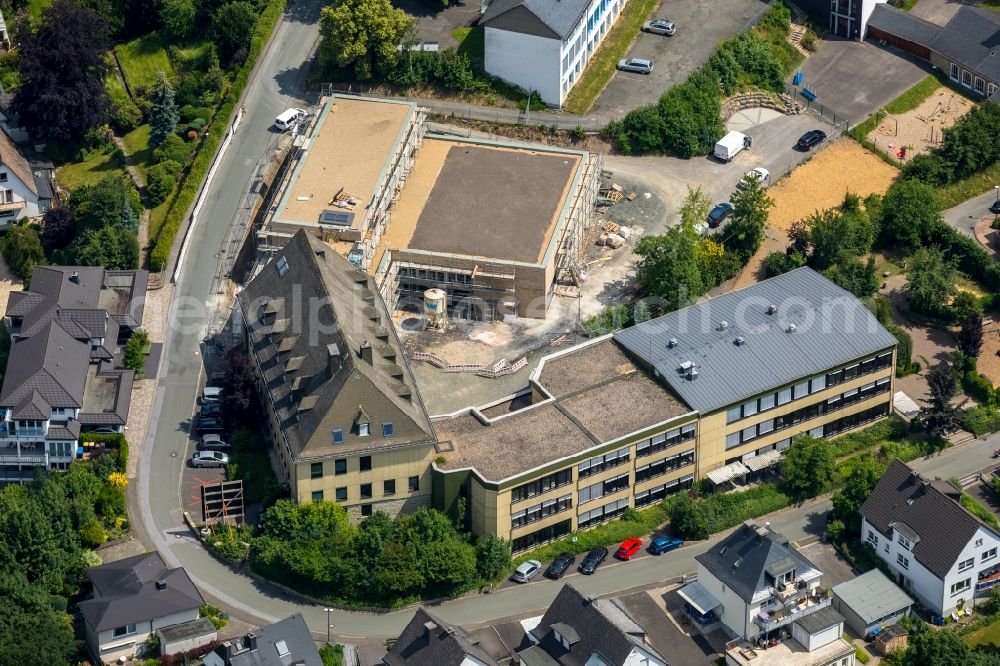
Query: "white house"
860 460 1000 618
481 0 628 106
0 127 53 222
78 552 205 664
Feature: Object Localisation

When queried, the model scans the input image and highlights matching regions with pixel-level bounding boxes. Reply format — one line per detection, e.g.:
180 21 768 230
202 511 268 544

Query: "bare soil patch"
866 88 973 161
979 320 1000 387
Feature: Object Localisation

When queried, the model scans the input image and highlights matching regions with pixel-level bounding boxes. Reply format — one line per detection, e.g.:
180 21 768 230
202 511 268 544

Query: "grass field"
117 32 176 90
883 75 941 114
148 199 172 240
937 160 1000 209
56 147 129 191
967 619 1000 649
452 26 484 66
121 125 153 183
561 0 661 114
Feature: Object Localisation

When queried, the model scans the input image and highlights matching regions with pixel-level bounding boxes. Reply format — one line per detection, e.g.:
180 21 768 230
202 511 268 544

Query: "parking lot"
590 0 769 118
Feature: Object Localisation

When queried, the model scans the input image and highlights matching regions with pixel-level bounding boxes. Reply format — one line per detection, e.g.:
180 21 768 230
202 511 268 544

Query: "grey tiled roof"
860 460 994 579
46 419 81 441
831 569 914 625
867 4 942 45
613 267 897 414
695 522 821 605
929 7 1000 81
12 390 51 419
223 614 322 666
79 552 204 633
482 0 590 39
383 607 498 666
0 322 88 409
237 230 434 460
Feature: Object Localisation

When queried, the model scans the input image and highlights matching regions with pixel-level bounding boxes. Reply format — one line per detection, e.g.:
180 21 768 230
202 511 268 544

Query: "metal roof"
678 581 722 616
745 449 782 472
613 268 897 414
794 607 846 635
832 569 914 625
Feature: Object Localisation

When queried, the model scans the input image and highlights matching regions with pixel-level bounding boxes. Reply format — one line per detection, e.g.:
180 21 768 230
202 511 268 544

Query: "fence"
784 83 853 129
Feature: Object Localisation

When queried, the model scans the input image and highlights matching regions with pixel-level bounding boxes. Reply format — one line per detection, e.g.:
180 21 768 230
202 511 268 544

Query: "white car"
642 19 676 35
512 559 543 583
191 450 230 468
737 167 770 189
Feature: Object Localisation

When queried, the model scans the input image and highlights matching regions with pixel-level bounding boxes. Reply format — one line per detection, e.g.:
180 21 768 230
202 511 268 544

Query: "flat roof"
378 138 582 268
832 569 914 625
727 637 855 666
273 96 415 231
536 337 637 399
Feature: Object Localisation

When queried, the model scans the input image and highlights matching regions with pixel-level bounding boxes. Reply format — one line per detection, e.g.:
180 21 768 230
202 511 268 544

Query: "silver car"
643 19 676 35
512 559 542 583
617 58 653 74
191 450 230 468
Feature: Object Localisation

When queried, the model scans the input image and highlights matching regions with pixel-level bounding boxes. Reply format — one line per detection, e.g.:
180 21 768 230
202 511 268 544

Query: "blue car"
707 203 733 228
649 536 684 555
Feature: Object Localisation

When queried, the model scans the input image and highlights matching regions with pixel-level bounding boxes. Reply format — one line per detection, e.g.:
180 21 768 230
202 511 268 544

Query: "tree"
632 299 652 325
763 250 806 277
160 0 196 38
957 311 984 358
902 626 974 666
806 207 876 270
922 361 960 438
68 175 143 232
38 208 76 255
147 162 178 205
724 174 773 263
148 72 179 147
906 247 955 319
1 224 44 280
951 290 982 324
122 329 150 378
879 179 942 250
667 493 709 540
780 435 836 499
832 453 885 536
213 1 258 65
635 227 703 312
12 0 110 141
419 539 477 588
317 0 412 81
678 186 712 231
475 535 512 582
64 225 139 270
825 255 879 299
0 572 78 665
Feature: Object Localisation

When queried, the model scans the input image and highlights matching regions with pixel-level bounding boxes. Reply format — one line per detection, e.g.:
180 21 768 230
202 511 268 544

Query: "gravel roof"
536 338 635 398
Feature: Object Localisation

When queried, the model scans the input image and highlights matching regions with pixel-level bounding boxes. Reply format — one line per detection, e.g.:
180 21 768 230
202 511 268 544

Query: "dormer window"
353 407 370 436
358 423 369 437
383 422 394 437
276 256 289 277
898 534 912 550
332 429 344 444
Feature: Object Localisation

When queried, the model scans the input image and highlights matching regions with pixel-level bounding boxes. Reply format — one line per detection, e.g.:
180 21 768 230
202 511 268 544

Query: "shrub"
80 517 108 548
153 135 192 165
961 493 999 528
109 97 143 133
666 485 792 539
763 250 806 277
147 163 178 206
97 484 127 520
856 646 871 664
885 323 916 376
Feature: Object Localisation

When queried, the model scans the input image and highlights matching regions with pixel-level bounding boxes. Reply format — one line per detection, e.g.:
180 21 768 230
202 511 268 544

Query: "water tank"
424 288 448 329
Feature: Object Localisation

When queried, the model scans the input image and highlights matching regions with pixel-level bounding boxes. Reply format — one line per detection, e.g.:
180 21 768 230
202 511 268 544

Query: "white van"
274 108 306 131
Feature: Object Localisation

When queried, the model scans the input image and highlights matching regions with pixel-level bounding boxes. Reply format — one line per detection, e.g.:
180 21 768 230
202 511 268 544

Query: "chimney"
423 621 438 636
327 343 341 378
585 594 598 605
155 579 167 591
69 271 80 284
767 304 777 315
247 632 258 651
360 340 373 365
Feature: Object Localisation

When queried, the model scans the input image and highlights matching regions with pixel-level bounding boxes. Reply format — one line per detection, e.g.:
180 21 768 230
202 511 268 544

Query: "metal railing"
755 596 831 632
784 83 853 130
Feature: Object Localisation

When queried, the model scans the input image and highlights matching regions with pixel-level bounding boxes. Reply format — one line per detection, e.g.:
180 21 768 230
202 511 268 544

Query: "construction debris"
601 221 620 234
626 192 637 201
329 187 360 208
606 233 625 249
596 232 609 247
550 334 566 347
599 189 624 204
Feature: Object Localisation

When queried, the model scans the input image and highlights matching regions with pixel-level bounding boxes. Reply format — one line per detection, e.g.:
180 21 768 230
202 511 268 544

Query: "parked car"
578 546 608 575
737 167 770 189
545 553 577 579
200 387 224 404
707 202 733 228
512 559 542 583
195 417 226 434
615 538 643 561
642 19 676 35
649 536 684 555
198 434 232 452
617 58 653 74
190 450 229 468
990 199 1000 215
796 129 827 151
200 403 224 417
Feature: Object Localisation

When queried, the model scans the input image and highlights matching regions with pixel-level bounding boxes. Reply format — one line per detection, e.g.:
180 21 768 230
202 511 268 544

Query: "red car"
615 537 642 561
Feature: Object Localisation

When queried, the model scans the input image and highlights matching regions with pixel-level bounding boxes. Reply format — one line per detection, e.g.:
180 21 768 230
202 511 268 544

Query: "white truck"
714 131 751 162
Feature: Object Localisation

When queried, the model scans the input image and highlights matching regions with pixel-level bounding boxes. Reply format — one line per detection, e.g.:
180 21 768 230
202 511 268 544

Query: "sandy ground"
867 88 973 161
734 139 899 290
979 321 1000 387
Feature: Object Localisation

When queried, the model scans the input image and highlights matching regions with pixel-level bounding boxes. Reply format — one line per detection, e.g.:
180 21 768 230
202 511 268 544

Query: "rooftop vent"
907 498 915 506
667 337 678 348
767 304 777 315
687 367 698 380
733 557 744 569
734 336 745 346
69 271 80 284
679 360 695 372
154 579 167 591
787 323 796 333
719 320 729 330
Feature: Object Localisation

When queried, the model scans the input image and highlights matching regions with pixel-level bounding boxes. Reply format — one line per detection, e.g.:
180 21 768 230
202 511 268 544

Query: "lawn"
967 618 1000 649
883 75 939 114
561 0 661 114
121 124 153 183
173 40 213 71
452 26 484 66
148 199 172 241
27 0 50 22
55 146 129 190
937 160 1000 209
117 32 176 91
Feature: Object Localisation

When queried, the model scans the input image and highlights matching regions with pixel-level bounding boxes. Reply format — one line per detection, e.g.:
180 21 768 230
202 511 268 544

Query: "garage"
865 4 940 60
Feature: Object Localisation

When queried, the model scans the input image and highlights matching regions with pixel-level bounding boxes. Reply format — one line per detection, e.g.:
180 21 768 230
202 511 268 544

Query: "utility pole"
324 607 333 644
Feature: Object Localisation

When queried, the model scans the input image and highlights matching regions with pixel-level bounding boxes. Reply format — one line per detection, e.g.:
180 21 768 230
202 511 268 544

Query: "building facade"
797 0 885 39
0 127 54 223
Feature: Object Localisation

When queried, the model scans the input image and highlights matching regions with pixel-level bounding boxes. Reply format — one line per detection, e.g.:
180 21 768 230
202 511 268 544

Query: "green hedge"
148 0 288 272
963 405 1000 437
79 432 129 473
829 418 908 458
961 493 999 528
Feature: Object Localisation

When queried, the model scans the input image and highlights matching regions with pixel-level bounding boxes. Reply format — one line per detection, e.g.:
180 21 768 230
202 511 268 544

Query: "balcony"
755 591 831 633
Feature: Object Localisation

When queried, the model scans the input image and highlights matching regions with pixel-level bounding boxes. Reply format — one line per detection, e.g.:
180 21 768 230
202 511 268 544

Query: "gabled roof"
525 585 665 666
613 267 897 414
695 522 822 605
223 614 322 666
860 460 997 578
867 4 942 45
237 230 435 460
0 126 37 195
78 552 204 633
928 7 1000 81
831 569 914 625
481 0 589 39
0 321 89 409
383 607 498 666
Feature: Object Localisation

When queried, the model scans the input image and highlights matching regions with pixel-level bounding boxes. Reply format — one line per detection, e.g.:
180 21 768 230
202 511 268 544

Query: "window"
897 534 911 550
358 423 370 437
984 547 997 562
778 387 792 405
408 475 420 492
793 381 810 400
384 479 396 495
726 432 741 450
758 419 774 435
578 446 630 479
335 459 347 475
759 393 775 411
311 490 323 502
332 429 344 444
810 375 826 392
360 483 372 499
950 63 959 80
276 256 289 276
867 531 878 547
726 406 741 424
0 173 6 182
510 494 573 528
310 462 323 479
336 487 347 501
975 77 985 94
959 557 975 572
511 469 572 502
897 554 909 569
962 70 972 87
951 578 971 595
360 456 372 472
361 504 372 517
742 399 758 417
382 422 394 437
112 624 137 638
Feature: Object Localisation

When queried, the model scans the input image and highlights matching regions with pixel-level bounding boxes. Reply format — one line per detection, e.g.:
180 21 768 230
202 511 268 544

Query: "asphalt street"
942 188 1000 239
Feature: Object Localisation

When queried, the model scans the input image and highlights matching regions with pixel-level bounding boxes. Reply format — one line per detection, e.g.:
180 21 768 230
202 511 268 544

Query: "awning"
678 582 722 616
894 391 919 418
706 461 750 485
745 449 782 472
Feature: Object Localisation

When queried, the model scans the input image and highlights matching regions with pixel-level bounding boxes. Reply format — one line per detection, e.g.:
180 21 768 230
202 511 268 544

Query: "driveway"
792 38 930 125
943 188 1000 239
400 0 483 51
910 0 979 25
618 589 725 664
589 0 769 119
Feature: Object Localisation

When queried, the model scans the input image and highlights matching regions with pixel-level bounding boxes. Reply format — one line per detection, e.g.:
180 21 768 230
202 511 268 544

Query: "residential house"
0 266 147 480
236 229 437 519
383 607 500 666
0 126 54 221
725 606 857 666
516 584 667 666
481 0 629 106
866 5 1000 98
78 552 205 664
832 569 914 637
203 614 322 666
796 0 886 39
860 459 1000 617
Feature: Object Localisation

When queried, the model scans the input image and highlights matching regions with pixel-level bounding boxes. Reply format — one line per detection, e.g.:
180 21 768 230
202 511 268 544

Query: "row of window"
635 474 694 508
949 63 994 96
396 267 474 285
637 424 695 458
726 352 892 425
312 454 408 478
725 378 891 449
635 450 694 483
579 498 629 529
310 476 420 503
512 519 572 553
512 494 573 529
330 422 394 444
579 472 629 505
511 469 573 504
822 403 891 438
579 446 630 479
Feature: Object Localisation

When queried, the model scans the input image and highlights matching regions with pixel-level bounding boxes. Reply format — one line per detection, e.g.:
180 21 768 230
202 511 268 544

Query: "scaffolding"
556 151 602 288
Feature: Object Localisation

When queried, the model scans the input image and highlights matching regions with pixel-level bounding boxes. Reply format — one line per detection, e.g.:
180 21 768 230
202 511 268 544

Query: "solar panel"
319 209 354 226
